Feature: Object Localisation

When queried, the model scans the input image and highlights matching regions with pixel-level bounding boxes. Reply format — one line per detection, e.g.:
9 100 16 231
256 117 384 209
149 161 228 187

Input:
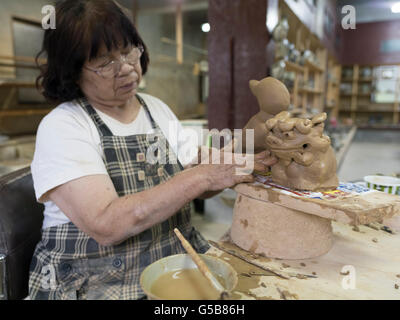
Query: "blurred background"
0 0 399 240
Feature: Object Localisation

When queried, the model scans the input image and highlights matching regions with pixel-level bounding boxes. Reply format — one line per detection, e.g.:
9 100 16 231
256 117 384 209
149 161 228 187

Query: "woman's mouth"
119 81 136 91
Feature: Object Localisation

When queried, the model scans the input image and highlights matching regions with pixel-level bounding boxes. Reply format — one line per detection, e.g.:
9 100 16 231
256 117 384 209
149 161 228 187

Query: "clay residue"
276 288 299 300
240 219 248 228
216 252 276 300
249 240 258 253
265 187 281 204
242 186 282 204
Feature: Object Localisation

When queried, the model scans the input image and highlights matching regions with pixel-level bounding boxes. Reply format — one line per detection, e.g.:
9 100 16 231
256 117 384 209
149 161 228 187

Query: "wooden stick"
0 55 46 64
173 228 229 299
175 3 183 65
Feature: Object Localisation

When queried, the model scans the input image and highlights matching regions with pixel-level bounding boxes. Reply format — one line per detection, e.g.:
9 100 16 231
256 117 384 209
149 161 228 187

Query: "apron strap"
77 97 113 137
78 94 161 137
135 94 159 131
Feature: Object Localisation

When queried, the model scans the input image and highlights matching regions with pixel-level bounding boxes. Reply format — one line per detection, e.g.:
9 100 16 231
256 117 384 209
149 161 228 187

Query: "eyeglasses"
85 45 144 79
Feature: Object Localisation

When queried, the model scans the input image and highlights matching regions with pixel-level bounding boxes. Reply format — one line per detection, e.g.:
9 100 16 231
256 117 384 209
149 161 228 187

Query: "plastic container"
364 175 400 195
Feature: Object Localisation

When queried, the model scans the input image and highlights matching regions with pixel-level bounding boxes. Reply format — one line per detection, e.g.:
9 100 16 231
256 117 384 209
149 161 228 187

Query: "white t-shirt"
31 93 199 230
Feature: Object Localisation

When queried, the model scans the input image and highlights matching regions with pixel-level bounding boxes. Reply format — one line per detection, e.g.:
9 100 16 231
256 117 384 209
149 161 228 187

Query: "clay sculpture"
264 111 339 191
231 77 340 259
243 77 290 153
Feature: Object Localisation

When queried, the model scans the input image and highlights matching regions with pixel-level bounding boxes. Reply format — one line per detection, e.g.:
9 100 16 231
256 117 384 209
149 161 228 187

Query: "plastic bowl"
139 253 238 300
364 175 400 195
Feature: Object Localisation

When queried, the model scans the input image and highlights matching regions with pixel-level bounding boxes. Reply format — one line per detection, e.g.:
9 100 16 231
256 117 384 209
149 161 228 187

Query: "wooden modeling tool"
173 228 229 300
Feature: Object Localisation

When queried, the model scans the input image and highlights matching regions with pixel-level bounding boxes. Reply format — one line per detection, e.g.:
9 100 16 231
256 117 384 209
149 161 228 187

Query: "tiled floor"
337 129 400 182
192 129 400 241
192 189 235 242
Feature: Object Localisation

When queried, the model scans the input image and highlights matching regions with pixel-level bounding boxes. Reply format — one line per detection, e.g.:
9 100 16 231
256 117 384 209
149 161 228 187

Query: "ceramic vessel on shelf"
271 60 286 80
272 17 289 42
275 39 290 60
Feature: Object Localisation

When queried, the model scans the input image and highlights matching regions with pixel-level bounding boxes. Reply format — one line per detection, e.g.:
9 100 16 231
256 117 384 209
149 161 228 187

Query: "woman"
29 0 276 300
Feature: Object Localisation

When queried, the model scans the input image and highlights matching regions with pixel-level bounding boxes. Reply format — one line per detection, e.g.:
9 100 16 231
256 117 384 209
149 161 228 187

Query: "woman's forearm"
197 190 222 200
101 166 209 245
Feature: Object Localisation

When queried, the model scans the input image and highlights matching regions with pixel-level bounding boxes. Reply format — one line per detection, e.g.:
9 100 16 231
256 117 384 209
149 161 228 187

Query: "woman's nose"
118 62 135 77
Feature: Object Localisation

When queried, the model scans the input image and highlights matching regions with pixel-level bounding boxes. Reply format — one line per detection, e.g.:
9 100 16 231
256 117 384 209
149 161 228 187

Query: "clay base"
230 194 333 260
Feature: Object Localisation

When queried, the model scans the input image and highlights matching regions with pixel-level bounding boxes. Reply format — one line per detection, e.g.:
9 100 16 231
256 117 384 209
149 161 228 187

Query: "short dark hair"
36 0 150 103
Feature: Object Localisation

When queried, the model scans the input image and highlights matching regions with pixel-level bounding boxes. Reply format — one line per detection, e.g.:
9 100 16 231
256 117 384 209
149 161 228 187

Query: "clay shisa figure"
264 111 339 191
244 76 338 191
231 77 339 259
230 77 397 260
243 77 290 153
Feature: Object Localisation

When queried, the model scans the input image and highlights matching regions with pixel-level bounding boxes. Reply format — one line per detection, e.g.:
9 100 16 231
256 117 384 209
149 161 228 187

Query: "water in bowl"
150 268 226 300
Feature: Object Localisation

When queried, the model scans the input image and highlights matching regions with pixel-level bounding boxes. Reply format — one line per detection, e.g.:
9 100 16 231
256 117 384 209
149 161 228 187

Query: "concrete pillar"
207 0 275 130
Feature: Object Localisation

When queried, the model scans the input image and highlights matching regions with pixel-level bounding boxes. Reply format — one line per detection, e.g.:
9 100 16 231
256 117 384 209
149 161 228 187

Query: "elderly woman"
29 0 276 300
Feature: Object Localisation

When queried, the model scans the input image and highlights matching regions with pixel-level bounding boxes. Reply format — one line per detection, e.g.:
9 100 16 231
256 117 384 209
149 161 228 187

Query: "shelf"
341 78 354 83
305 60 324 73
274 2 330 119
338 64 400 126
328 80 339 86
357 124 400 130
290 108 304 114
0 80 37 88
358 77 373 82
285 61 305 73
300 87 323 94
0 108 53 116
325 101 336 108
340 108 394 113
335 126 357 169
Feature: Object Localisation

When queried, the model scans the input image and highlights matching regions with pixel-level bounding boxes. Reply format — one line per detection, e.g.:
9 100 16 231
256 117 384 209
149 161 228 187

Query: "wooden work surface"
235 177 400 225
206 215 400 300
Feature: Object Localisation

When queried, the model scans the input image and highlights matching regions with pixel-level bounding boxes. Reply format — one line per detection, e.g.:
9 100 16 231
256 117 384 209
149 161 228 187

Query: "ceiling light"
392 2 400 13
201 23 210 33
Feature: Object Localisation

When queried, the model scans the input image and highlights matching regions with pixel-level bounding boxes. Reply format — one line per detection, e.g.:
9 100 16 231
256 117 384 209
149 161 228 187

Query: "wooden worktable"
206 215 400 300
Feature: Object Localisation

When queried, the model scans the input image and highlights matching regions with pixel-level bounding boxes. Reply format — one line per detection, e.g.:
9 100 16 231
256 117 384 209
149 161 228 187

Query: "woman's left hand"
191 142 277 176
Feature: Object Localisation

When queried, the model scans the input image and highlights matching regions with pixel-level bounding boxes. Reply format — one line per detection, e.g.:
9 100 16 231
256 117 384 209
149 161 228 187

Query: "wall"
319 0 342 60
341 19 400 66
137 10 207 119
0 0 53 77
207 0 270 130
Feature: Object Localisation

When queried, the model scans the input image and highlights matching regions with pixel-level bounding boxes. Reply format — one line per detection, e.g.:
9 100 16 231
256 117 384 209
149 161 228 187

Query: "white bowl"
364 175 400 195
140 253 238 300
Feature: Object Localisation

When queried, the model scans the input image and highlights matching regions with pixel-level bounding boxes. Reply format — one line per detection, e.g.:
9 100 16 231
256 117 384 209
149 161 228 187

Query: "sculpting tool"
174 228 229 300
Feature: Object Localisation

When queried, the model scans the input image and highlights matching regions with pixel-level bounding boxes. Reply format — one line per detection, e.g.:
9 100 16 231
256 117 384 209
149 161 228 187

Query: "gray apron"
29 94 209 299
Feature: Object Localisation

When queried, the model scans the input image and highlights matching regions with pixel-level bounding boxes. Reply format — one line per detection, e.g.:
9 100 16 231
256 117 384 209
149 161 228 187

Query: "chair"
0 167 44 300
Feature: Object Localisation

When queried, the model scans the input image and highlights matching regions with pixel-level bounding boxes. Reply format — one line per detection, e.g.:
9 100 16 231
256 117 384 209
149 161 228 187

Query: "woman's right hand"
193 144 277 192
195 163 254 192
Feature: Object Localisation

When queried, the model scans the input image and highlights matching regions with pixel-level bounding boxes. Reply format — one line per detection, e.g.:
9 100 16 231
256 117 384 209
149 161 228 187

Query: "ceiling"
116 0 208 13
337 0 400 23
116 0 400 24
